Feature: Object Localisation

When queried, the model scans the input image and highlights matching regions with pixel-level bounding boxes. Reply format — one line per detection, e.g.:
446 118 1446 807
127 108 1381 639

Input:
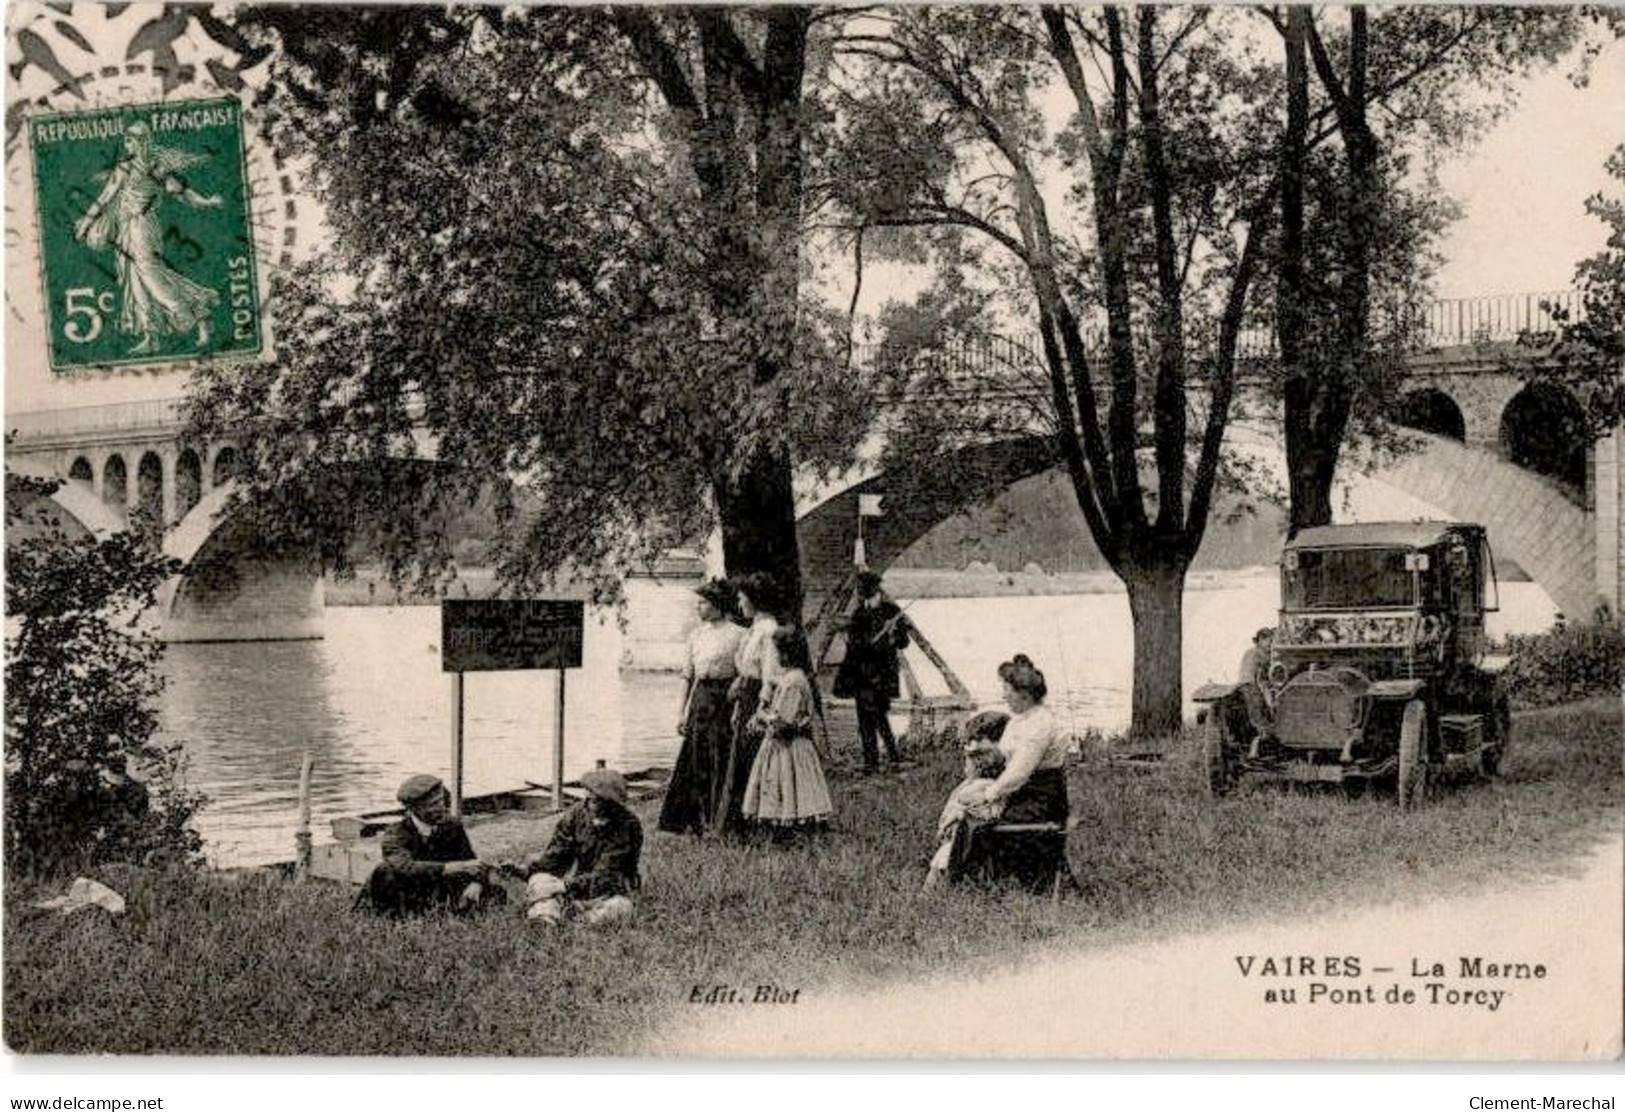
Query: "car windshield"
1282 547 1416 610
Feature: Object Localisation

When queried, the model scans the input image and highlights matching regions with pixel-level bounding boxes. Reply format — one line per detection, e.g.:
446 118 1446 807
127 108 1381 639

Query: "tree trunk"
1285 434 1341 535
1122 554 1187 741
714 440 803 622
1287 8 1373 536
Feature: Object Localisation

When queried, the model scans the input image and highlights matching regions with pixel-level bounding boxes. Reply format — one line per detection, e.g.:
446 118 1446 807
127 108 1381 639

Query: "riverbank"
8 698 1617 1056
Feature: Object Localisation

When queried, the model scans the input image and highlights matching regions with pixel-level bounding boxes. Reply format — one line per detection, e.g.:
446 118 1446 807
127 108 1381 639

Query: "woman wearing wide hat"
658 579 744 835
717 571 785 834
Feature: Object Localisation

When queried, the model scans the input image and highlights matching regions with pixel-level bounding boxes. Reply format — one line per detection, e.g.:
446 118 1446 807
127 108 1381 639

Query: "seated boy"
516 768 642 926
358 774 501 917
922 711 1012 888
934 743 1008 845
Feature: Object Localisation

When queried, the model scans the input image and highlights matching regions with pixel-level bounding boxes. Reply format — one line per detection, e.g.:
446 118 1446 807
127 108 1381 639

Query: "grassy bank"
6 698 1618 1056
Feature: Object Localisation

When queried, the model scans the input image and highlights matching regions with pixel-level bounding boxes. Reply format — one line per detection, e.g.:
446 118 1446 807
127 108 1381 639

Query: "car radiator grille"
1274 678 1360 750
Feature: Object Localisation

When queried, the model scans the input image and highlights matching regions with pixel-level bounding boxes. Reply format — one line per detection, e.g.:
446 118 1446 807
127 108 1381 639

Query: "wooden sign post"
441 600 585 816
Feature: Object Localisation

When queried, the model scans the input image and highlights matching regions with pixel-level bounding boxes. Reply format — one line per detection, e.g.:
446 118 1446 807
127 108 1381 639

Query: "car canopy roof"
1284 521 1478 551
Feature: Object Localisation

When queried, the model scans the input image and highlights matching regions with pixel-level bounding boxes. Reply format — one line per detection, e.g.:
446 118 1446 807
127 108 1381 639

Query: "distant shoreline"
323 564 1283 606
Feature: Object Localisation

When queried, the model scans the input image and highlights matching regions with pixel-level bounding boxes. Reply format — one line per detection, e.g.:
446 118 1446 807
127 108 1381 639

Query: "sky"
1433 37 1625 298
852 31 1625 322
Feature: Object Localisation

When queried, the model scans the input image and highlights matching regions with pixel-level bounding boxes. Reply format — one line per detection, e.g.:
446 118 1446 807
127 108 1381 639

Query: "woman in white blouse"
926 654 1071 889
717 571 784 834
657 579 745 835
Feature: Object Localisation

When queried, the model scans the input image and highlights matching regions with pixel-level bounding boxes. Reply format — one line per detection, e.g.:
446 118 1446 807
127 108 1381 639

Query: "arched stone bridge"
5 397 321 641
7 294 1622 641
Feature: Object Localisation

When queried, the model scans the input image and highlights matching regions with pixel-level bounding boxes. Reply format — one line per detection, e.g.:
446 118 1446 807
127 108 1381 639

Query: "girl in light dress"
742 624 834 834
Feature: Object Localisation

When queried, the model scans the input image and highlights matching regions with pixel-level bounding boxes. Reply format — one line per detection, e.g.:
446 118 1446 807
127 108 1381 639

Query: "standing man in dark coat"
836 570 912 774
357 774 500 916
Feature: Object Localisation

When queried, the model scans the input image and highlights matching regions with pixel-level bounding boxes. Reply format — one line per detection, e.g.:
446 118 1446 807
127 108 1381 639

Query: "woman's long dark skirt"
657 678 733 835
947 767 1070 888
716 676 765 836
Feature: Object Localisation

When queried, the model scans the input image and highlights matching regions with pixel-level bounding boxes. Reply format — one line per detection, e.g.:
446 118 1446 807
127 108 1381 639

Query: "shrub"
4 471 206 875
1498 610 1625 709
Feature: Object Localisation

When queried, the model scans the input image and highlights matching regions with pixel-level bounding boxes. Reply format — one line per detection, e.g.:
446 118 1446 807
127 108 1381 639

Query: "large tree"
187 7 869 614
1269 5 1620 533
830 7 1280 737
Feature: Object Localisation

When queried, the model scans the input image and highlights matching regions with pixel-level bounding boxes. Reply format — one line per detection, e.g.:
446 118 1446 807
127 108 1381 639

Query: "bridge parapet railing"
1418 291 1586 348
7 397 186 443
849 290 1587 386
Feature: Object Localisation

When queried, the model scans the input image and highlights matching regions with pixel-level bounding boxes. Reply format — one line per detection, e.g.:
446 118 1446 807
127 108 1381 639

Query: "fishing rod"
861 589 924 644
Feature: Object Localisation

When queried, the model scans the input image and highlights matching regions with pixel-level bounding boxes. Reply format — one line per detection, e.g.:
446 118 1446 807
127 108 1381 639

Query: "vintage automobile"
1194 521 1513 808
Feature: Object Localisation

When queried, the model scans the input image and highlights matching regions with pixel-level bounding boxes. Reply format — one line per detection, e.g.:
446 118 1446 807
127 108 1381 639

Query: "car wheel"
1202 710 1234 798
1398 699 1428 811
1481 694 1513 778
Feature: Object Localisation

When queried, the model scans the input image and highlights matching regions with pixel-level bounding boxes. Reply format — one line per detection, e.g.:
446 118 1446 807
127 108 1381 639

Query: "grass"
5 698 1619 1057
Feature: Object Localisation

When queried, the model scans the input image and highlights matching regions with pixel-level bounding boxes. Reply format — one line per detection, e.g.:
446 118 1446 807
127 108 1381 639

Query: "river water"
160 571 1557 866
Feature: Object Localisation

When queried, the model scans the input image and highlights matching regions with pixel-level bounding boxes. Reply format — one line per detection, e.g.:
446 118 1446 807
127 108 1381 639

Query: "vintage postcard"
3 2 1621 1067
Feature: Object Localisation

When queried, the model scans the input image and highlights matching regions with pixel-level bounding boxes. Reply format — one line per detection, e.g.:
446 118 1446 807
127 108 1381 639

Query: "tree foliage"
1516 141 1625 435
189 7 871 611
4 472 204 875
826 6 1281 735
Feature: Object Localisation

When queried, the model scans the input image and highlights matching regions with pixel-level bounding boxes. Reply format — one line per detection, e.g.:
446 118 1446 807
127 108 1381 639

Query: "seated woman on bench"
923 655 1071 892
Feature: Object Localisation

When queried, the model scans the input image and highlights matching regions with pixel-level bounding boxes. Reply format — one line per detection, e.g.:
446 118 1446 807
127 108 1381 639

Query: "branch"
1036 301 1119 561
863 205 1031 265
846 224 864 364
1136 6 1187 533
1041 5 1107 162
1305 16 1356 129
609 10 701 116
693 9 766 102
1186 192 1277 558
1158 8 1209 71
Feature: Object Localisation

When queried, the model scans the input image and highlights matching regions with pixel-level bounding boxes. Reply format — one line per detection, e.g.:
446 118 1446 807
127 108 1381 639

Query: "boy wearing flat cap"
517 767 642 926
357 774 501 916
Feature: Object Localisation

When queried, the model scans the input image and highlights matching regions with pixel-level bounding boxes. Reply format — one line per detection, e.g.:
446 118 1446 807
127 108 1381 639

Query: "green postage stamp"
28 96 262 372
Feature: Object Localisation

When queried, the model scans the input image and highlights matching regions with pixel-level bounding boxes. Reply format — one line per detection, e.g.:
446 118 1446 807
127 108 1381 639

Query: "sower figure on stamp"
72 120 224 355
357 774 503 917
834 570 913 774
517 768 642 927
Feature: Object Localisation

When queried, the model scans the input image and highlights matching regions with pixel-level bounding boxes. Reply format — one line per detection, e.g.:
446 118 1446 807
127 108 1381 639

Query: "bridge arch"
135 451 164 539
211 445 239 487
102 453 128 511
158 481 325 642
159 457 450 642
4 459 126 540
175 448 203 520
1393 387 1466 442
796 435 1060 634
1371 430 1596 620
797 427 1599 642
68 456 93 485
1500 382 1588 496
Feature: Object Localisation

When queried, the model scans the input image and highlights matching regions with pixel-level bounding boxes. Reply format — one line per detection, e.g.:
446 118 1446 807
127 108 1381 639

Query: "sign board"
441 600 584 673
28 97 263 371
